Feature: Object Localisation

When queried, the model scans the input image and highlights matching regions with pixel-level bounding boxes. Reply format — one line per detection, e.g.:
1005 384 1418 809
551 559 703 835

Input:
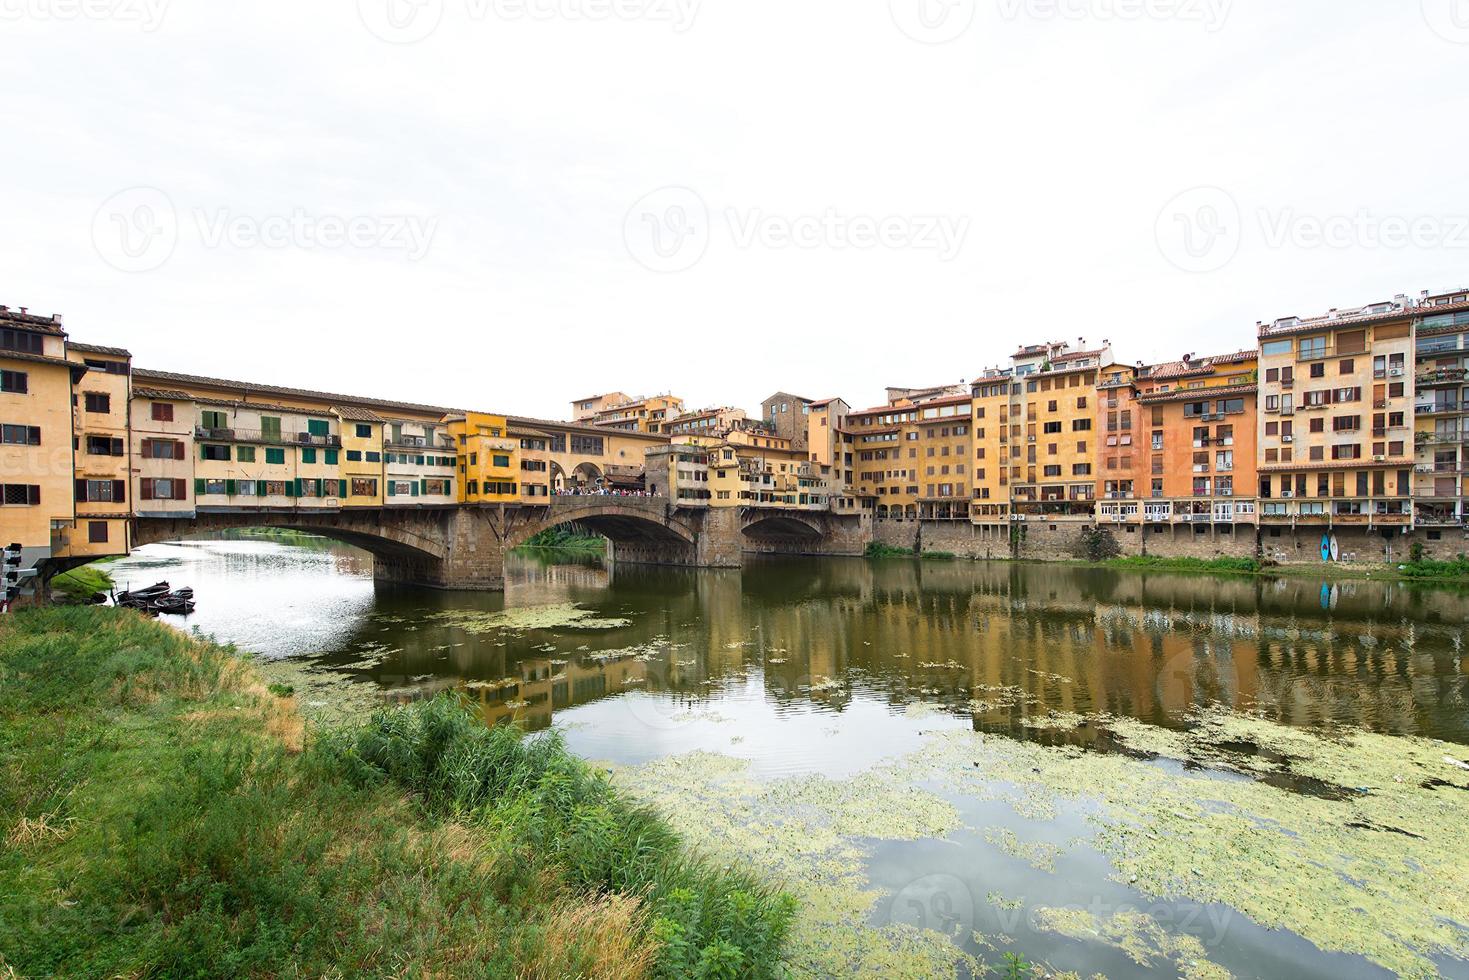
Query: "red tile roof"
0 307 66 336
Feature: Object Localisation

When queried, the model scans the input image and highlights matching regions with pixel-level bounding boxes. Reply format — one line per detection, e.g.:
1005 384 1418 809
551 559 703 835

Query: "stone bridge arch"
741 512 825 541
131 509 456 586
504 498 699 551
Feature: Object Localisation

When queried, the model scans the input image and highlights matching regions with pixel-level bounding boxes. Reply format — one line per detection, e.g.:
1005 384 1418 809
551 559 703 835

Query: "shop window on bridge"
238 480 257 497
570 435 604 456
425 478 451 496
351 479 378 497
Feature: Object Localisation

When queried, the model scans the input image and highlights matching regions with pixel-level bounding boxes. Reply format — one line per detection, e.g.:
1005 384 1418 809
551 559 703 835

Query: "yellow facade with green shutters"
337 409 385 507
448 412 520 504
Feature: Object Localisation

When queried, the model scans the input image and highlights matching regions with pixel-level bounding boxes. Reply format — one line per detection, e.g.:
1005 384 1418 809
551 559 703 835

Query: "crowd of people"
552 485 659 498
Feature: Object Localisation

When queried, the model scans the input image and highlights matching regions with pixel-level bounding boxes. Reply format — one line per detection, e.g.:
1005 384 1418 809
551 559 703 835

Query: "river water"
105 534 1469 979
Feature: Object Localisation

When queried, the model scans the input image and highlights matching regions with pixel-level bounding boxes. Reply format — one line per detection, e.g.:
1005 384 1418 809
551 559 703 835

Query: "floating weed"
983 828 1062 873
1033 907 1231 980
427 604 631 634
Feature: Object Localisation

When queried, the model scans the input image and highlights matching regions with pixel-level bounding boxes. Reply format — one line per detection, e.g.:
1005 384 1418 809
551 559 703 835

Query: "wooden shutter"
387 481 396 497
112 480 125 503
27 426 40 445
141 480 154 501
176 479 187 500
339 479 347 497
27 486 40 505
226 480 236 496
175 441 185 460
75 479 87 502
195 478 205 495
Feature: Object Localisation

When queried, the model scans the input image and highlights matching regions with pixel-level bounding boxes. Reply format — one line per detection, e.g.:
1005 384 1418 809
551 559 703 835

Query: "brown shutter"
75 479 87 502
141 480 154 501
176 479 188 499
113 480 126 503
175 440 185 460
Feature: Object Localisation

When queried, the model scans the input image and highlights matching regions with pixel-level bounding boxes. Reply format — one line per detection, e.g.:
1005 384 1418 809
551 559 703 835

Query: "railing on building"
195 426 342 448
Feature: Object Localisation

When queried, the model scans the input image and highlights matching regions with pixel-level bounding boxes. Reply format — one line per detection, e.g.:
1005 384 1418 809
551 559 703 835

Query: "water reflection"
109 536 1469 755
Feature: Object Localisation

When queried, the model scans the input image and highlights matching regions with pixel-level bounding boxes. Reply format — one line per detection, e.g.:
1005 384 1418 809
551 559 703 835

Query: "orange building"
1094 364 1144 529
1136 350 1259 543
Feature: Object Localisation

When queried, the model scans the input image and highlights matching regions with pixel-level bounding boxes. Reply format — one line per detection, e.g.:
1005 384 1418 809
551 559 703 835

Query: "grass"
47 562 116 602
1102 555 1264 575
0 607 794 978
518 527 608 552
1399 555 1469 581
864 543 959 561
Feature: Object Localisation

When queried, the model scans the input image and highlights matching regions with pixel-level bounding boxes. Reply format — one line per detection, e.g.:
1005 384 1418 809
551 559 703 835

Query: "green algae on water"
427 603 631 634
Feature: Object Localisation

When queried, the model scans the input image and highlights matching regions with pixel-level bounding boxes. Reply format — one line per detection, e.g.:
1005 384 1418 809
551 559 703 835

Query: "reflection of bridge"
133 497 868 591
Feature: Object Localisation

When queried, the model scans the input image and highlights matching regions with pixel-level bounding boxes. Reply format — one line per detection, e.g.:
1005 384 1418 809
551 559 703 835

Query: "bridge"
132 498 869 591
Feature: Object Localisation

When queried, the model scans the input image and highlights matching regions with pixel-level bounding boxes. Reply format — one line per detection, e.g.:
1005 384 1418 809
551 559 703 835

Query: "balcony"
195 426 342 448
1417 368 1468 388
1417 403 1462 416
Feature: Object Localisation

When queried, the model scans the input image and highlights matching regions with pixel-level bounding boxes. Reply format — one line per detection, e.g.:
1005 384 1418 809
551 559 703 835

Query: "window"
346 450 362 462
365 451 381 463
151 402 174 422
1340 359 1354 374
200 410 228 429
76 480 124 503
1 370 29 394
260 416 282 440
0 328 45 354
265 448 285 465
355 424 372 438
1 484 41 505
264 481 288 496
86 435 125 456
301 448 317 464
324 450 339 465
425 478 451 495
200 444 230 462
83 392 110 413
1 424 40 445
308 419 330 437
140 478 185 500
88 521 108 544
351 478 378 497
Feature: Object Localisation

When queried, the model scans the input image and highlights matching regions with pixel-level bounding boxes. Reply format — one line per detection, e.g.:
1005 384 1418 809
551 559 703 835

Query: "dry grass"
5 812 77 850
522 892 657 980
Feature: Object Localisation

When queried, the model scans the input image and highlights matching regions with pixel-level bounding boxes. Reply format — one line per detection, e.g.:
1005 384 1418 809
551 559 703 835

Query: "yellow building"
132 386 197 517
337 407 385 507
1257 302 1415 536
448 413 520 504
586 394 685 434
845 387 973 521
970 371 1013 525
64 342 133 559
1008 341 1112 520
1 307 83 578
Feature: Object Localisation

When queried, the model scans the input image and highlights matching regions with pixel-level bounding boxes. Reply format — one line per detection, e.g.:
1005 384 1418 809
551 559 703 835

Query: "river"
104 533 1469 979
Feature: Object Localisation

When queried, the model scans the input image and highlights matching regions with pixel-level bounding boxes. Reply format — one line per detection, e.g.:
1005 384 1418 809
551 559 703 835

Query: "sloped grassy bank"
0 607 794 978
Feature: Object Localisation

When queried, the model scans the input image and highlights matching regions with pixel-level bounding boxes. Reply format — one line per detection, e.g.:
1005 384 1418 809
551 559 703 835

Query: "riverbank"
0 607 794 978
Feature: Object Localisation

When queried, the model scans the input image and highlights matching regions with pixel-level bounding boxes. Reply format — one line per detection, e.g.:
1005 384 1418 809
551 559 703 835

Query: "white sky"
2 0 1466 419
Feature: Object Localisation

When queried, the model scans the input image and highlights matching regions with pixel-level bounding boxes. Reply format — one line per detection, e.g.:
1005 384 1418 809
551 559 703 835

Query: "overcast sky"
2 0 1466 419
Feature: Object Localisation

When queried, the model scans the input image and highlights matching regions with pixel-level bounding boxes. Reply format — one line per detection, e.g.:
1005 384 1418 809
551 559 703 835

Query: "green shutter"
420 479 428 496
387 481 396 497
194 478 205 495
293 479 302 497
258 481 267 497
411 481 420 497
226 479 236 496
339 479 348 497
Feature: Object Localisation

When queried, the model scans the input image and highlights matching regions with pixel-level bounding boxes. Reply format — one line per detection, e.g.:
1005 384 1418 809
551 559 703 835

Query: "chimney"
53 313 63 325
18 307 26 315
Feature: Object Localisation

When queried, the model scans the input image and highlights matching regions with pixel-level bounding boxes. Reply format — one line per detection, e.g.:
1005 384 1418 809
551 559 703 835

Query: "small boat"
117 582 171 602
